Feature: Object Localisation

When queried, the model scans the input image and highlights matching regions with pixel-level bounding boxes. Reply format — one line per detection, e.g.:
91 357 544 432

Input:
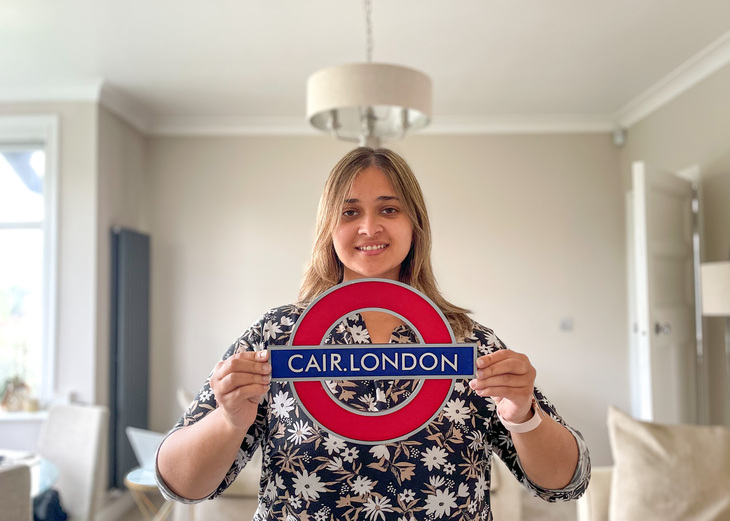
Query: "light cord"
364 0 373 62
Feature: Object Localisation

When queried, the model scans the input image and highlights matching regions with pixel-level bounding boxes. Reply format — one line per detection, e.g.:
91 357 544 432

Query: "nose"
358 212 383 237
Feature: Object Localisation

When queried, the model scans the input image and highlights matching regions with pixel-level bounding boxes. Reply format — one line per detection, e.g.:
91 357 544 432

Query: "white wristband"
497 398 542 434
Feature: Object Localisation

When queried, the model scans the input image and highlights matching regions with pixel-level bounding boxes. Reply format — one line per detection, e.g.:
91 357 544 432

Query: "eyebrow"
344 195 400 204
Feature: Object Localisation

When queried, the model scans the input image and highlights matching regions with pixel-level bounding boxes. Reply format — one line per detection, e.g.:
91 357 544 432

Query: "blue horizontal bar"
270 344 477 381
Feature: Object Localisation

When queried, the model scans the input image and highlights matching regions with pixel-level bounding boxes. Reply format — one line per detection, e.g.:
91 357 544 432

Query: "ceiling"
2 0 730 135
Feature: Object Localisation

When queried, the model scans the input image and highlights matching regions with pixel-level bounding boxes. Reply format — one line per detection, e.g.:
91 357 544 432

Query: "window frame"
0 115 59 406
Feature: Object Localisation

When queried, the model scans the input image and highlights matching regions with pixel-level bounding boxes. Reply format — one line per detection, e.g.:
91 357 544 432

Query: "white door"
630 162 697 424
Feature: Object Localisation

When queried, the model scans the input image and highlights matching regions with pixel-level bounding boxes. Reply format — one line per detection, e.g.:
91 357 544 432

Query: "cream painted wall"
96 107 149 408
147 133 626 466
620 61 730 425
147 136 353 427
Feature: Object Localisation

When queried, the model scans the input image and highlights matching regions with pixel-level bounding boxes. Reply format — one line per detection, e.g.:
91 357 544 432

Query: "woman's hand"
469 349 536 423
209 350 271 430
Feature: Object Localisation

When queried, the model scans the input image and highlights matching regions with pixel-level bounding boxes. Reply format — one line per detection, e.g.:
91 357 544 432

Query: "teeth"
358 244 387 251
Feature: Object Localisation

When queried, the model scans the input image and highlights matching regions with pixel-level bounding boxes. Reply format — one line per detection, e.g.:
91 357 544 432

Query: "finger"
234 350 269 362
476 350 528 372
476 358 532 380
468 381 530 400
469 374 531 393
476 349 518 368
224 382 270 404
219 351 272 377
218 368 271 391
476 373 533 389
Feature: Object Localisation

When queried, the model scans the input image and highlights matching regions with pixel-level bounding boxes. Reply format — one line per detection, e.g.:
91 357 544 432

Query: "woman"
156 147 590 520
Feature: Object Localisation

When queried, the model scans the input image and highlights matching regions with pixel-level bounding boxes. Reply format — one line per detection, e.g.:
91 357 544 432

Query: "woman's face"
333 166 414 282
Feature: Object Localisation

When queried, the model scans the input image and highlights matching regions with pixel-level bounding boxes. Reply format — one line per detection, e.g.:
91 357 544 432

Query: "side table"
124 467 174 521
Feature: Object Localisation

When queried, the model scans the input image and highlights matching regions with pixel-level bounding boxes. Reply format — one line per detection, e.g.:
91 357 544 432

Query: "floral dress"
157 304 591 521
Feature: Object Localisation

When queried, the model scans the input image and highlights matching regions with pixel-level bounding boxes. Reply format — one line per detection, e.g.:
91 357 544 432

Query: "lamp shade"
307 63 432 144
700 261 730 316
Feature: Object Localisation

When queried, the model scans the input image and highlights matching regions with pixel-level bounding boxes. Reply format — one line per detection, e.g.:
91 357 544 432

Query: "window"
0 116 58 411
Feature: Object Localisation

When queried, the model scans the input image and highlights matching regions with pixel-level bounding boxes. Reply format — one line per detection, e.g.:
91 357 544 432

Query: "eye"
342 209 358 217
381 207 398 215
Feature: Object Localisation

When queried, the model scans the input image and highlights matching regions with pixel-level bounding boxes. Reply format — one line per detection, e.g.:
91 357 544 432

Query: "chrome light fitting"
306 0 432 148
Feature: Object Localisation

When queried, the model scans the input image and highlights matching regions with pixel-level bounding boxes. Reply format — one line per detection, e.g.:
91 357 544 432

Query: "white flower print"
263 320 282 340
342 446 359 463
424 489 458 518
326 456 343 471
358 393 378 411
363 495 394 521
323 433 346 455
233 450 246 469
314 510 327 521
375 386 387 403
466 431 485 451
474 475 488 502
485 330 501 348
444 463 456 475
244 433 255 448
421 446 448 471
271 390 296 418
287 420 313 444
264 480 276 500
443 398 470 425
280 316 294 327
369 445 390 461
429 475 446 489
292 469 327 501
351 475 374 496
458 482 469 497
454 381 466 393
399 489 415 503
349 324 370 343
198 388 213 402
288 496 301 509
275 473 285 489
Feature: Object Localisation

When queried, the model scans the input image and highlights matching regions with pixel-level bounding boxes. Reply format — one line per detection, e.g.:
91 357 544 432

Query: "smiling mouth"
357 244 388 251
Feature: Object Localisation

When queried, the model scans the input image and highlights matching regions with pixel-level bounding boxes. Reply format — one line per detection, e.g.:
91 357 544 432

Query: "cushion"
608 406 730 521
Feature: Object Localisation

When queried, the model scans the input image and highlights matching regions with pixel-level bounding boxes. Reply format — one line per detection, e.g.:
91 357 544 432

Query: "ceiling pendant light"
306 0 432 148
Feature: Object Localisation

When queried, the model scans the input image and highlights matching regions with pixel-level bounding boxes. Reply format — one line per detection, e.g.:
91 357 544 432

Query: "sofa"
576 407 730 521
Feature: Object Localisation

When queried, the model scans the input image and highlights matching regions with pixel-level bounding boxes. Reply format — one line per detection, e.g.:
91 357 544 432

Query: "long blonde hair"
298 147 472 339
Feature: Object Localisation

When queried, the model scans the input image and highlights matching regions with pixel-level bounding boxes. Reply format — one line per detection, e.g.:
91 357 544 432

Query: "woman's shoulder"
462 319 507 351
235 303 306 349
261 302 307 321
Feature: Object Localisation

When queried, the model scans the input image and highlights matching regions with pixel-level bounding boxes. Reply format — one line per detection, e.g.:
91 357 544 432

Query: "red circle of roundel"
291 279 454 443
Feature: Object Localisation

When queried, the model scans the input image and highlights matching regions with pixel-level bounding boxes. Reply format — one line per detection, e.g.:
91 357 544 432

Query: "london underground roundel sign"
269 279 477 444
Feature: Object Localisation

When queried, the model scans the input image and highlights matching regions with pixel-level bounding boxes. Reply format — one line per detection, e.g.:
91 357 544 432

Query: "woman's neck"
360 311 404 344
